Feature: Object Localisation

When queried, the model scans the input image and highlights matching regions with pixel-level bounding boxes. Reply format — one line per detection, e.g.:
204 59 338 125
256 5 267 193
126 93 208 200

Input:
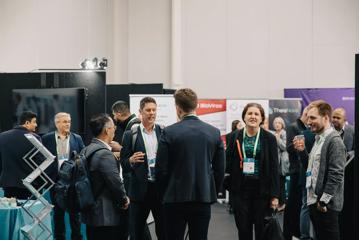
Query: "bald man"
332 108 354 154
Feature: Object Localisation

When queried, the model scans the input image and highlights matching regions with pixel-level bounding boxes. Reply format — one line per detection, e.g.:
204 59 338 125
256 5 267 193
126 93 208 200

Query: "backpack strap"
131 123 140 152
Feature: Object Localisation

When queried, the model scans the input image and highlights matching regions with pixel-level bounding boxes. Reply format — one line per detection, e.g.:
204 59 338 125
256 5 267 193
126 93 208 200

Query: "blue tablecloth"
0 200 53 240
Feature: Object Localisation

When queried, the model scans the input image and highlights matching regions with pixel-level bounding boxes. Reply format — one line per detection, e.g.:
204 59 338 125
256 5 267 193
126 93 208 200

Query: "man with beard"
294 100 346 240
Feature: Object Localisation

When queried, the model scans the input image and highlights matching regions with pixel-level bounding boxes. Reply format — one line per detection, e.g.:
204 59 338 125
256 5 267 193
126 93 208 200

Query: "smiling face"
25 118 38 132
140 102 157 126
244 106 263 129
55 115 71 135
307 107 329 134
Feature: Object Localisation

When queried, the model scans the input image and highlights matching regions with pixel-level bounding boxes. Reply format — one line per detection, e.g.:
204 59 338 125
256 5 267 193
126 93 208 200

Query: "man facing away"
294 100 346 240
0 111 40 199
42 112 85 240
121 97 165 240
156 88 225 240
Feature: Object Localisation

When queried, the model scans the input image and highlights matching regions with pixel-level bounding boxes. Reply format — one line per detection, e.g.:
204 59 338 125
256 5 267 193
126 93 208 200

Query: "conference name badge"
243 158 255 175
305 171 312 188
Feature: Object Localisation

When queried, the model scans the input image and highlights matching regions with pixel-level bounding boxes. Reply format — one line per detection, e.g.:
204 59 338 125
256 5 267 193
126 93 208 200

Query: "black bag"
54 147 106 212
261 211 285 240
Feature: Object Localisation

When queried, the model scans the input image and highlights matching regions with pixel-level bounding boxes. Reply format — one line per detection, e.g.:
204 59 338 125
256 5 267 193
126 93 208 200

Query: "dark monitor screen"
12 88 87 135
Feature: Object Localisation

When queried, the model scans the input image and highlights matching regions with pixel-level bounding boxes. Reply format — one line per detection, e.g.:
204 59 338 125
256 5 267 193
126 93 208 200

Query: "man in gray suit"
332 107 354 156
82 114 129 240
294 100 346 240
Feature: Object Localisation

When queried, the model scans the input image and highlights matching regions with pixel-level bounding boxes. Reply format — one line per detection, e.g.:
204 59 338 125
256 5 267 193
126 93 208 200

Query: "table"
0 200 53 240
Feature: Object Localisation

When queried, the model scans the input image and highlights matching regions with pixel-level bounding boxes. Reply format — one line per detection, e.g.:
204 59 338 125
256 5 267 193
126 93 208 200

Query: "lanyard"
242 128 260 159
55 133 70 157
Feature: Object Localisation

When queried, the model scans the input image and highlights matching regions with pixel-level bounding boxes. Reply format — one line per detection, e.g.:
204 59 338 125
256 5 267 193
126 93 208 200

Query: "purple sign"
284 88 355 124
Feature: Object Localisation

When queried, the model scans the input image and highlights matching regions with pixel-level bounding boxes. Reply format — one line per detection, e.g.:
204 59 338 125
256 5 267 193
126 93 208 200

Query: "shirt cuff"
320 192 333 204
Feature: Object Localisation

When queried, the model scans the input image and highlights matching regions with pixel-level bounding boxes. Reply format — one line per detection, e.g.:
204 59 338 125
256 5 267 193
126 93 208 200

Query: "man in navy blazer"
0 111 40 199
156 88 225 240
121 97 164 240
42 112 85 240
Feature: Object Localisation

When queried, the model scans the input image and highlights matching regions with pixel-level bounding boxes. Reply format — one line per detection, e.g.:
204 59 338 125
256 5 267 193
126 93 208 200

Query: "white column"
171 0 183 89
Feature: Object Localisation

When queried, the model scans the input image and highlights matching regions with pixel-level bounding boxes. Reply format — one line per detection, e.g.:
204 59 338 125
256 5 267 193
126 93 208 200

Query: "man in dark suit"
121 97 164 240
82 113 129 240
42 112 85 240
156 88 225 239
0 111 40 199
332 107 354 155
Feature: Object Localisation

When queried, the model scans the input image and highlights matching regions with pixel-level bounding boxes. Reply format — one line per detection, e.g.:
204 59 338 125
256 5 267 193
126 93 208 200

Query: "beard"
310 124 325 134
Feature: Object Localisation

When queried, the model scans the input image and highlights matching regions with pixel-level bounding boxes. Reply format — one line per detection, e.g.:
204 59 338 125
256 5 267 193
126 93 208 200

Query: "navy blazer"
155 115 225 204
226 128 280 199
42 131 85 181
0 126 42 188
121 124 162 202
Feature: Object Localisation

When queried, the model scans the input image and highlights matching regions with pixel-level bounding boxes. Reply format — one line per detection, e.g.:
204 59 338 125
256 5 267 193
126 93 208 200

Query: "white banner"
129 94 177 127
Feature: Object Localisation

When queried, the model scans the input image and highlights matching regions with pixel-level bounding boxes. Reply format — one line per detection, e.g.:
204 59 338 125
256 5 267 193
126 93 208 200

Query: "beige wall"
0 0 358 98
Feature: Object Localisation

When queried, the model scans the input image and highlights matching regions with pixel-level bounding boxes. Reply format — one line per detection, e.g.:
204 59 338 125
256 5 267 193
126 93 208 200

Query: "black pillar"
354 53 359 237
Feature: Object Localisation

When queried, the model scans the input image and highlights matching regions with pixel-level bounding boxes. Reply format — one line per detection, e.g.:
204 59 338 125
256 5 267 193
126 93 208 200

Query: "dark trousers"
50 189 82 240
163 202 211 240
309 204 340 240
232 191 268 240
283 173 302 239
4 187 32 200
86 225 121 240
129 183 164 240
119 208 152 240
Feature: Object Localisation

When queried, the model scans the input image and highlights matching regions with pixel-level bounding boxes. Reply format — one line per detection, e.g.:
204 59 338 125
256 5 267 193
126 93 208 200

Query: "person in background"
42 112 85 240
294 100 345 240
156 88 225 239
226 103 279 240
283 105 315 240
331 107 354 157
82 114 129 240
0 111 40 199
271 116 289 212
111 100 151 240
121 97 165 240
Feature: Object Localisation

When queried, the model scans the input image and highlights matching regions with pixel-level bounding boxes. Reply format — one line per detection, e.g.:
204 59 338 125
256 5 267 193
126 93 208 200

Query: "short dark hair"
308 100 332 118
140 97 157 110
242 103 265 125
231 120 240 132
19 111 37 125
89 113 112 137
174 88 198 112
111 101 130 114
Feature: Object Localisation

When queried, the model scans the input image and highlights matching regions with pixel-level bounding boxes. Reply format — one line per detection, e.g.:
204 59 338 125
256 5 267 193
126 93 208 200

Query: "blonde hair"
273 116 285 130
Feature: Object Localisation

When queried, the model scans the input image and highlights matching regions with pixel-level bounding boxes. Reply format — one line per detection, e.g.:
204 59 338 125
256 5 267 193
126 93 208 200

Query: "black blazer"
155 115 225 204
121 124 163 202
226 128 279 199
42 131 85 181
0 126 42 188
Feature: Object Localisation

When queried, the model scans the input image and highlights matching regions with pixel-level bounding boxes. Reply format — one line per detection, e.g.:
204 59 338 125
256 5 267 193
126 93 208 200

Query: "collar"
315 127 334 142
95 138 112 151
182 114 198 120
55 131 69 139
140 123 155 134
122 114 137 130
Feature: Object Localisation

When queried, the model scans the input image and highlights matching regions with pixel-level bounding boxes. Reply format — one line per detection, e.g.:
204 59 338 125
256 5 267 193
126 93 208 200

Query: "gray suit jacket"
81 139 127 226
300 131 346 211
